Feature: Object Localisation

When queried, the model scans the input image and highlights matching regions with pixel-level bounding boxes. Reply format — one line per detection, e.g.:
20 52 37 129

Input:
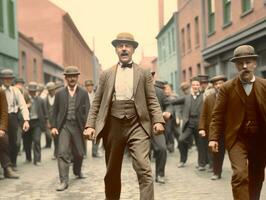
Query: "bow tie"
121 63 133 68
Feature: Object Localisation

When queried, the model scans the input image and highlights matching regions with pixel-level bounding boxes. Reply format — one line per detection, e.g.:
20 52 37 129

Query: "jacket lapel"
75 86 81 109
233 78 246 104
133 63 140 97
107 65 117 100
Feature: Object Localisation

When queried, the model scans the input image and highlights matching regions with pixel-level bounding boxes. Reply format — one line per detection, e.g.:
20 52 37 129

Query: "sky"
49 0 177 69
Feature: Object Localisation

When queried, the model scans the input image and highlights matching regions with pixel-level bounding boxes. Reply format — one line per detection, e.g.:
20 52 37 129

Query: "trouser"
92 140 100 156
23 119 42 163
53 135 59 158
213 137 225 176
151 133 167 177
57 120 84 183
178 125 199 164
7 113 19 166
228 132 266 200
197 136 209 167
103 115 154 200
45 129 52 148
0 135 12 168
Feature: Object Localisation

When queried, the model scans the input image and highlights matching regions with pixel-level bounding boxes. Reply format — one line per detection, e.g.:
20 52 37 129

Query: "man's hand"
209 141 219 153
51 128 59 137
199 130 206 137
83 128 96 140
0 130 5 137
162 112 171 120
153 123 164 135
23 121 30 132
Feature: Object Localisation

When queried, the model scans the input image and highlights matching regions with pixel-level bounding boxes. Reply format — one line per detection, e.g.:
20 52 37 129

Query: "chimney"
158 0 164 30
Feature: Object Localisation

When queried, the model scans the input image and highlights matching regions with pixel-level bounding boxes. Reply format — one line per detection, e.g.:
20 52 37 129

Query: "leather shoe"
211 175 221 180
56 182 68 191
4 166 19 179
177 162 185 168
198 166 206 171
155 176 165 184
76 172 87 179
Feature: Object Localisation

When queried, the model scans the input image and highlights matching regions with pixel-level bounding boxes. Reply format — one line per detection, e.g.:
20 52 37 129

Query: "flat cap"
63 66 80 75
210 75 227 83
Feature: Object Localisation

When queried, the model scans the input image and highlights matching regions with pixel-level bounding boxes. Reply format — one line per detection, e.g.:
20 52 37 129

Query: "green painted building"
156 12 181 94
0 0 18 74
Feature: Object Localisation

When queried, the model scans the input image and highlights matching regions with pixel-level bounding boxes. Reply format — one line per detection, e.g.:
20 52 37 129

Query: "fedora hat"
230 45 258 63
63 66 80 76
210 75 227 83
111 32 138 49
28 81 38 92
0 69 15 79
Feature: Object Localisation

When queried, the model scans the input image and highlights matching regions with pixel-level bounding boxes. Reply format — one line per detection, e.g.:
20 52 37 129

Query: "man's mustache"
121 52 128 56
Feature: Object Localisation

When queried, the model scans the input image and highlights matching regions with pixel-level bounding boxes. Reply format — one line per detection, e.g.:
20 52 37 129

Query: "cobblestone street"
0 140 266 200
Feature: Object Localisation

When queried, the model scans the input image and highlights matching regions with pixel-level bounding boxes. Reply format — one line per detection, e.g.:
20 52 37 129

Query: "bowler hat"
63 66 80 75
112 32 138 49
230 45 258 63
197 74 209 83
0 69 15 79
46 82 56 91
28 82 38 92
84 80 94 86
14 78 25 84
210 75 227 83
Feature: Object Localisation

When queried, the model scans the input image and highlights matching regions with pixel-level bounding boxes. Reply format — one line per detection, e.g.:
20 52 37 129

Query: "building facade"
18 0 96 83
202 0 266 78
0 0 18 74
156 12 181 93
18 32 43 83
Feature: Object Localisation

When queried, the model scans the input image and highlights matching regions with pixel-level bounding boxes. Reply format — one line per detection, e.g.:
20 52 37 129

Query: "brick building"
18 0 95 83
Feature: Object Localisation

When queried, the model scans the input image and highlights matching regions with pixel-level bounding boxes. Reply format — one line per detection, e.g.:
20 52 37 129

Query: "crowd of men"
0 34 265 200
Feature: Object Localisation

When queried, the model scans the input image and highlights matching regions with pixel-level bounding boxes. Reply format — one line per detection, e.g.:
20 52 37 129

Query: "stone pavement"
0 140 266 200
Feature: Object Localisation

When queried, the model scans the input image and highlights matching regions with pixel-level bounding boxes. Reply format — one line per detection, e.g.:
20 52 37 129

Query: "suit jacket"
172 93 203 132
52 86 90 133
198 92 216 136
209 76 266 150
0 89 8 131
86 63 164 139
29 96 47 131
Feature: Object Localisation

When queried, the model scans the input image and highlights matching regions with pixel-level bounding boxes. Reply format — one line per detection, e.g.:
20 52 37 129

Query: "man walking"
84 32 165 200
51 66 90 191
209 45 266 200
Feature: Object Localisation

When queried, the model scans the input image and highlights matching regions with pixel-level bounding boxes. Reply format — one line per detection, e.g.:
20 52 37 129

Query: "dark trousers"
228 133 266 200
23 119 42 163
45 129 52 148
103 116 153 200
151 133 167 177
53 135 59 158
212 137 225 176
57 120 84 183
197 136 209 167
92 140 100 156
0 135 12 168
7 113 19 166
178 125 199 164
165 119 175 152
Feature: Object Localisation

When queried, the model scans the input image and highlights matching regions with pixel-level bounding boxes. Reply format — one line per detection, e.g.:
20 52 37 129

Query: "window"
33 58 37 81
223 0 231 25
197 63 201 75
187 23 191 51
7 0 15 38
194 16 200 46
0 0 3 32
181 28 185 55
168 31 171 54
182 69 186 81
189 67 192 78
171 72 174 86
21 51 27 82
242 0 252 13
171 28 176 52
208 0 215 34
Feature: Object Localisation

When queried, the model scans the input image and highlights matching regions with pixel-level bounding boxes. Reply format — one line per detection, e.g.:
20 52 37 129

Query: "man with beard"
209 45 266 200
84 32 165 200
198 75 227 180
51 66 90 191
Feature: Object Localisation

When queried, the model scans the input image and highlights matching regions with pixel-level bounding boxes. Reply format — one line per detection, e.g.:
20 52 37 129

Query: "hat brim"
112 39 138 49
210 78 227 83
230 55 258 62
64 72 80 75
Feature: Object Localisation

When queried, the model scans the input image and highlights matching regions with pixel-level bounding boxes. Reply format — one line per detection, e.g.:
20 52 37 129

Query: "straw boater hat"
111 32 139 49
230 45 258 63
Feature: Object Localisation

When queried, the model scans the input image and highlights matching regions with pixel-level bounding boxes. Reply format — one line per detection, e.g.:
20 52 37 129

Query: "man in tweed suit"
84 32 165 200
209 45 266 200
